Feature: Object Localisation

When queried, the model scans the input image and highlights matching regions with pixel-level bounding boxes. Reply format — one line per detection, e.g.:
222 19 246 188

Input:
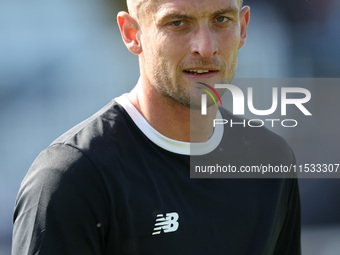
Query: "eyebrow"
158 7 239 23
212 7 240 17
158 13 193 24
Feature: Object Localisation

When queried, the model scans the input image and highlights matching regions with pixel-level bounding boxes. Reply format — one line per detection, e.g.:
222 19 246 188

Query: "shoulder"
14 99 131 217
49 99 143 163
53 99 130 148
15 143 107 212
13 143 111 254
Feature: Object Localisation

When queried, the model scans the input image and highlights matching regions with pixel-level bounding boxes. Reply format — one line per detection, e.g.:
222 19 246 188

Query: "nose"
190 24 218 58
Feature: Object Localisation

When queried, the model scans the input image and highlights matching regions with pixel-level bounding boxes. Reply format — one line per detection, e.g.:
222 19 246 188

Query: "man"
12 0 301 254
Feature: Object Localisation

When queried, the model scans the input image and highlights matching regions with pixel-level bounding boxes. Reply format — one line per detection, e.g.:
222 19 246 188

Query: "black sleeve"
273 178 301 255
12 144 110 255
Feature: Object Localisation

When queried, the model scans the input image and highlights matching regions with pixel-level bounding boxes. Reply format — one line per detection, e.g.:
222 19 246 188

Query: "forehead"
150 0 240 18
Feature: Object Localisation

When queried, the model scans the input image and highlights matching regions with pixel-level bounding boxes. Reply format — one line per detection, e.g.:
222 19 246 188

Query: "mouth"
183 69 219 76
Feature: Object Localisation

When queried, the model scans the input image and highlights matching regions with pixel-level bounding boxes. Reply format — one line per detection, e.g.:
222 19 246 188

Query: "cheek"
218 31 240 59
158 34 187 68
140 29 159 58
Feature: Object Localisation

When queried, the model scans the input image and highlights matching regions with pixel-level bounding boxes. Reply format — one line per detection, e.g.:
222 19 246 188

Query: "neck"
127 77 218 142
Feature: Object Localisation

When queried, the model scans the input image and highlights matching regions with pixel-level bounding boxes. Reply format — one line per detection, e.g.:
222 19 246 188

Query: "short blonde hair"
126 0 151 18
126 0 244 18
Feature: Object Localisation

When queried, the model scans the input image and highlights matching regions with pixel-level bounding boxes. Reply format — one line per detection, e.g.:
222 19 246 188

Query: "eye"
171 20 184 27
216 16 229 23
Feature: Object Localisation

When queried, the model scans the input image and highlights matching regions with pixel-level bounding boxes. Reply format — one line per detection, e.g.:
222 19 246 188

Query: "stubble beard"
150 51 238 110
152 59 192 108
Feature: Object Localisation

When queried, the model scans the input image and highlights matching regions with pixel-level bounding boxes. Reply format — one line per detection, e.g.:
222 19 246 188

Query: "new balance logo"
152 212 179 235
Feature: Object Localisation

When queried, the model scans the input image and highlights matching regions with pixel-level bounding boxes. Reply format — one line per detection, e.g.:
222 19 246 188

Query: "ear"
117 11 142 55
238 6 250 49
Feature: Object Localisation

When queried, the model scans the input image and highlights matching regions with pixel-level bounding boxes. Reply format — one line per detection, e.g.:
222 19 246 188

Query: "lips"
183 68 219 79
184 69 218 75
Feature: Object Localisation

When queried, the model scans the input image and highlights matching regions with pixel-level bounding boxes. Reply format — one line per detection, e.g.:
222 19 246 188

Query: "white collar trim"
115 94 224 156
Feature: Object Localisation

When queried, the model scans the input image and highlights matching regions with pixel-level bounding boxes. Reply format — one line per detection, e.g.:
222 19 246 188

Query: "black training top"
12 94 301 255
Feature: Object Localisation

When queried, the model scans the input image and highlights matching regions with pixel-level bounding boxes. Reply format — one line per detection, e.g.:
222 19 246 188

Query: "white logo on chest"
152 212 179 235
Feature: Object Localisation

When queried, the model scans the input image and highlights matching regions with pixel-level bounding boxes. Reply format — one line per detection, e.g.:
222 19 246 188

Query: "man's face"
137 0 248 108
